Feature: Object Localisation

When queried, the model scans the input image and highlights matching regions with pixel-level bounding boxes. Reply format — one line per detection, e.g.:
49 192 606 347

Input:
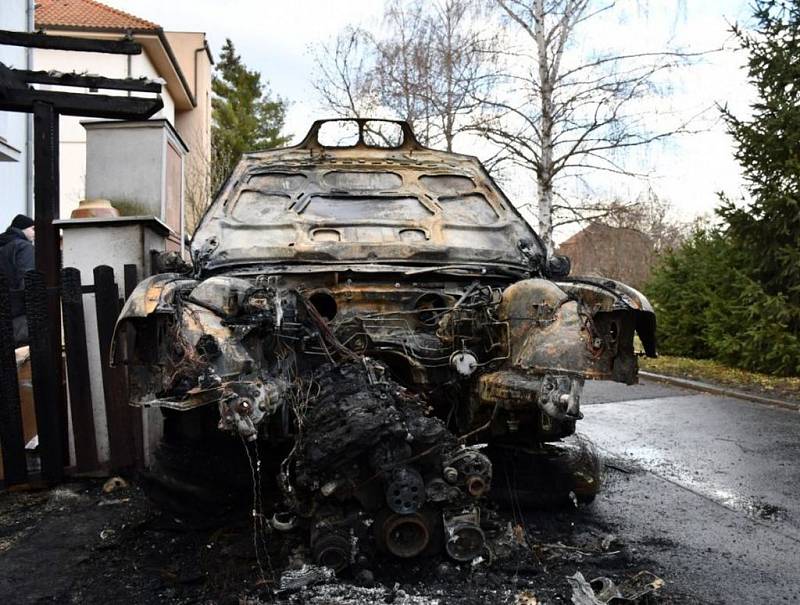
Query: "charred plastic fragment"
112 118 657 572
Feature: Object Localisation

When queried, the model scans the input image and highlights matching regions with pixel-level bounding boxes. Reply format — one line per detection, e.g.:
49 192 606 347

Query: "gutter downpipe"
126 29 132 96
25 0 34 215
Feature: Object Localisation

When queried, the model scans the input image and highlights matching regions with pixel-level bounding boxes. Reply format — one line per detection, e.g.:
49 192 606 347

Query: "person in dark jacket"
0 214 35 346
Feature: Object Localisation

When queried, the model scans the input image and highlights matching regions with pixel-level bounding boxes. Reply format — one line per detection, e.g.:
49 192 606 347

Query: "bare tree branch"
477 0 714 251
312 0 498 151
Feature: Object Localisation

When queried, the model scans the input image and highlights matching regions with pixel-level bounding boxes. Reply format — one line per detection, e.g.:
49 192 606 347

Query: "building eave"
34 25 196 109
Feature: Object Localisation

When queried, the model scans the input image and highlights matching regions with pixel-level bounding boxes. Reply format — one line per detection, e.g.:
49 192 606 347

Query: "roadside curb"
639 370 800 412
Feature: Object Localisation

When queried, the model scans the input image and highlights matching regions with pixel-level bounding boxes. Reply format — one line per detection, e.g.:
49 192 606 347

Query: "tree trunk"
535 0 554 254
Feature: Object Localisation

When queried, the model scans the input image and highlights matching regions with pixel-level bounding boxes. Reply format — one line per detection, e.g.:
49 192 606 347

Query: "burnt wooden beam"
32 101 60 287
32 101 69 481
11 69 162 93
0 62 26 92
1 88 162 120
0 30 141 55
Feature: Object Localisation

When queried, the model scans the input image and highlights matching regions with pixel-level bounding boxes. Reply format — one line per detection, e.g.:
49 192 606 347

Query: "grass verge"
640 355 800 401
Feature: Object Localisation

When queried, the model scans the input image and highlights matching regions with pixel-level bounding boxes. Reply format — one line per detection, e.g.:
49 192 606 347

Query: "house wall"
557 224 656 290
0 0 33 228
32 46 176 219
165 31 212 232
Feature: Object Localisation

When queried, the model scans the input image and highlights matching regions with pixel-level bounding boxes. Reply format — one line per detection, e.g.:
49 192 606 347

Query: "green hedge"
645 229 800 377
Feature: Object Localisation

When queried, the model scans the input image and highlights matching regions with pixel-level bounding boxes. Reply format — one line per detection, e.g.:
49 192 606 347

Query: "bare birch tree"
478 0 704 252
312 0 496 151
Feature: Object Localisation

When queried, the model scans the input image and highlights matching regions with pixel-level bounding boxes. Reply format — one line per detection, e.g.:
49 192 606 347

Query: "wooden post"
0 276 27 485
94 265 135 471
61 268 99 472
24 270 64 483
32 101 69 467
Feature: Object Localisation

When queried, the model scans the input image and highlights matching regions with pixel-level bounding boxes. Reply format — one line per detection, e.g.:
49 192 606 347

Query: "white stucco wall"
60 221 168 465
84 123 166 216
0 0 32 228
32 46 176 218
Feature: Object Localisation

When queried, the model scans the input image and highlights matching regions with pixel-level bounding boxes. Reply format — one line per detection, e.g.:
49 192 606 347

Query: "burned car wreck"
113 119 656 571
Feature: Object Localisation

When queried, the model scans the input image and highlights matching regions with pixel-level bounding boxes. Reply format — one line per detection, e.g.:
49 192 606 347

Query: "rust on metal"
113 118 656 570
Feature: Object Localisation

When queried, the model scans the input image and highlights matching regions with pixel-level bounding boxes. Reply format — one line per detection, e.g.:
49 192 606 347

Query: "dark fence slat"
121 264 144 467
0 276 27 485
61 268 99 472
94 265 136 470
123 264 138 302
149 249 160 277
24 270 64 483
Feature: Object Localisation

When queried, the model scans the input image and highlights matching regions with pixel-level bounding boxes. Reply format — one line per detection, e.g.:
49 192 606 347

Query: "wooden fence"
0 264 143 486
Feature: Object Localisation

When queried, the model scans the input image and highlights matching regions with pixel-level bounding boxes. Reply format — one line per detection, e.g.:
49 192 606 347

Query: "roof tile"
35 0 160 32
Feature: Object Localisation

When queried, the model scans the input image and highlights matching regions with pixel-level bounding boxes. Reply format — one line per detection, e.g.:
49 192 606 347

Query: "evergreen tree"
647 228 800 374
717 0 800 374
719 0 800 308
211 39 290 190
646 0 800 375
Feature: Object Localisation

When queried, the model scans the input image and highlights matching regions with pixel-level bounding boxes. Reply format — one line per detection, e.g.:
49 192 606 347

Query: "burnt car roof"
193 119 545 274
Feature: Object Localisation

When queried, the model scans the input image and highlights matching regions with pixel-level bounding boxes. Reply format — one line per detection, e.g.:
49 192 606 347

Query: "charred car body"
113 119 656 569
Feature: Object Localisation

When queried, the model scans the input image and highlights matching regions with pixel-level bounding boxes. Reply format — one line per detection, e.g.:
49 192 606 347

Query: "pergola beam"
0 87 163 120
0 29 142 54
11 69 162 93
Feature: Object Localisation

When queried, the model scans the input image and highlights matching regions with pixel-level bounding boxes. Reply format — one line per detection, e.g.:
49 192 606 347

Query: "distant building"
32 0 212 240
556 223 655 290
0 0 34 228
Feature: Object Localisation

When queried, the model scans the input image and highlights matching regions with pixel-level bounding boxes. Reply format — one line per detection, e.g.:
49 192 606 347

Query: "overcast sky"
104 0 756 231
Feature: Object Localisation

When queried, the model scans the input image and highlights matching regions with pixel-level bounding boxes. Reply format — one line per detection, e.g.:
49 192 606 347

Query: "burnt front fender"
496 277 655 385
556 276 657 359
111 273 197 366
111 273 255 411
116 273 197 320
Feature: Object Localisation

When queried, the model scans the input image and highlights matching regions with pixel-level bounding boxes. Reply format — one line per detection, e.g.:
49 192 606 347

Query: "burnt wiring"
115 116 658 582
578 308 606 360
240 434 273 585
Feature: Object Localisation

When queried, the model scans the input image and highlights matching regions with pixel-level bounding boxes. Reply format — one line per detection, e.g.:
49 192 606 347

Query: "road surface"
578 379 800 604
1 377 797 604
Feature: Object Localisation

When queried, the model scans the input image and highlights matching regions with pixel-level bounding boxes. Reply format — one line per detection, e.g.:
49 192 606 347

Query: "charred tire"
143 442 247 519
142 416 252 520
486 444 601 509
